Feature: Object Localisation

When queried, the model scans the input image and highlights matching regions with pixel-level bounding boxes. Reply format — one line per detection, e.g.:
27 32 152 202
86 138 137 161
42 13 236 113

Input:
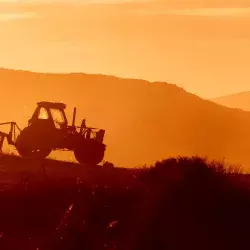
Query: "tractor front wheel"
74 141 105 166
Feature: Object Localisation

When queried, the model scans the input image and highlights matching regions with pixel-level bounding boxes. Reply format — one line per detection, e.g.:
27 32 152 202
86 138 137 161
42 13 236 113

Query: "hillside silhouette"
0 155 249 250
212 91 250 112
1 68 250 168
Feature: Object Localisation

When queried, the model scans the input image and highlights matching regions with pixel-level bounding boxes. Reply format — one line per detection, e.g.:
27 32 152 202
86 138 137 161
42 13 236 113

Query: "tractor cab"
29 102 68 130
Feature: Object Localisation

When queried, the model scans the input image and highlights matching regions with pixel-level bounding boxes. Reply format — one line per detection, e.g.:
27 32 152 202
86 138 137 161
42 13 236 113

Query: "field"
0 154 249 250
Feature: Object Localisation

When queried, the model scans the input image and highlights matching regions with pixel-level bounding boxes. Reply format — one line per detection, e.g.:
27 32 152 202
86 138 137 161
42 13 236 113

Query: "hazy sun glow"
135 7 250 17
0 0 250 98
0 12 37 22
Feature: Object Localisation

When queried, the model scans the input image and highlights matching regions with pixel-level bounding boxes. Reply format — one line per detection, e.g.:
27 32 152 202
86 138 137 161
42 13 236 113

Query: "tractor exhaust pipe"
72 107 76 127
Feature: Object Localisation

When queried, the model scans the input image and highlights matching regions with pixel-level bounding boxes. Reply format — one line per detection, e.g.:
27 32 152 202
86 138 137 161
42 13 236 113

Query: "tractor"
0 102 106 165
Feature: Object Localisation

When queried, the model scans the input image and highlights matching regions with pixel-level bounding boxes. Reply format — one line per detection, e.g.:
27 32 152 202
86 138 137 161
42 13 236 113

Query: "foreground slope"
0 154 133 187
1 68 250 168
212 91 250 111
0 156 249 250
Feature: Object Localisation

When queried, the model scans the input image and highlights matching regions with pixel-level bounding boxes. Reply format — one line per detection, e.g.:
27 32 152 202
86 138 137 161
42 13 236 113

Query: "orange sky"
0 0 250 98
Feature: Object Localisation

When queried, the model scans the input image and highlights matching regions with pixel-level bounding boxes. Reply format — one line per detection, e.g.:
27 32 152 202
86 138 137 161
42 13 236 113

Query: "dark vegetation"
0 155 249 250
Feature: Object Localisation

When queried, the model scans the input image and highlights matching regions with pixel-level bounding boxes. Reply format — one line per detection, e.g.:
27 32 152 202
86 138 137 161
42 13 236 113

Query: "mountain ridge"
1 68 250 169
212 91 250 112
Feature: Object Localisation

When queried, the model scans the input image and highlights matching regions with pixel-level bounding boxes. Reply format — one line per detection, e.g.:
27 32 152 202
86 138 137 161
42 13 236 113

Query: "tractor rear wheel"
15 127 52 159
74 140 105 166
16 147 52 159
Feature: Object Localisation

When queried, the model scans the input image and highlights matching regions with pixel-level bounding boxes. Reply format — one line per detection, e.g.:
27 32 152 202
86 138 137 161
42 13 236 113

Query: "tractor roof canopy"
37 102 66 110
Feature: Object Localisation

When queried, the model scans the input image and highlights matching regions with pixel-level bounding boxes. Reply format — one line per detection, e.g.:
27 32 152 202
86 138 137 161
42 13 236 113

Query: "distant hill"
212 92 250 111
1 68 250 169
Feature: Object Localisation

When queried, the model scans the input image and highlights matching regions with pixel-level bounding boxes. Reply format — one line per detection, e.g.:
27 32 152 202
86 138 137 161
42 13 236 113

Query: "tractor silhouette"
0 102 106 165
